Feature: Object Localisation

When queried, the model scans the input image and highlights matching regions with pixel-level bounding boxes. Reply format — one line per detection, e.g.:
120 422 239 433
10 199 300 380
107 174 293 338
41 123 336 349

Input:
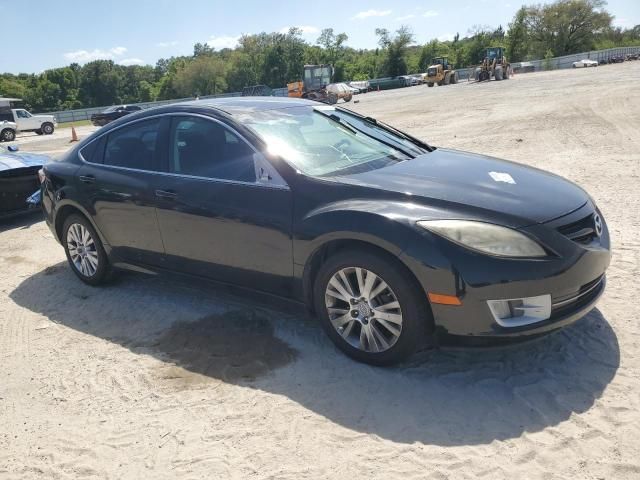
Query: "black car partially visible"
90 105 142 127
0 145 49 219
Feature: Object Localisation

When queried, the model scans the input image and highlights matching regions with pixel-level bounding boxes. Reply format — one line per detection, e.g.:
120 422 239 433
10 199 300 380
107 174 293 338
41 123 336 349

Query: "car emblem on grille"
593 213 603 237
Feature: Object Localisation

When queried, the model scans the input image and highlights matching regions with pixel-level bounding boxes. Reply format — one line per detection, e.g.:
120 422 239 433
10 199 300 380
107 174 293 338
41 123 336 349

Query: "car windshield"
102 106 120 113
242 106 413 176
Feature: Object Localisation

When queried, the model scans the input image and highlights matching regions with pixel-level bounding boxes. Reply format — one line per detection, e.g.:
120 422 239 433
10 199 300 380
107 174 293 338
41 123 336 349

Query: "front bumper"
400 202 611 338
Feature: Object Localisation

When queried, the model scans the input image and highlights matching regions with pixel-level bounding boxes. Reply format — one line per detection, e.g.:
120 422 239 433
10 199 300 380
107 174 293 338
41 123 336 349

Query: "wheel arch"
54 201 108 249
302 237 431 324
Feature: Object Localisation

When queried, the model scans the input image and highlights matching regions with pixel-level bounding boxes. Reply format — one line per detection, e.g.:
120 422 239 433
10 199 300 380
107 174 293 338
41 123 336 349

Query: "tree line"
0 0 637 113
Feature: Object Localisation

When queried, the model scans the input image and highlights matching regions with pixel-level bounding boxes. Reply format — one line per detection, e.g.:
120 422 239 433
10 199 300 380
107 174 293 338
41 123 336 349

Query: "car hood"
0 150 50 172
334 148 589 225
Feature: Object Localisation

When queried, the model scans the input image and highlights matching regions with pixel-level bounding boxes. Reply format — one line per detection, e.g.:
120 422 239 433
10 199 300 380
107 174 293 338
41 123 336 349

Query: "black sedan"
1 144 49 218
90 105 142 127
40 98 610 365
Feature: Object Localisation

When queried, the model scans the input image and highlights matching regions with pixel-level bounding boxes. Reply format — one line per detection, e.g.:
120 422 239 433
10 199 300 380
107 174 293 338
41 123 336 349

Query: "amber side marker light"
428 293 462 306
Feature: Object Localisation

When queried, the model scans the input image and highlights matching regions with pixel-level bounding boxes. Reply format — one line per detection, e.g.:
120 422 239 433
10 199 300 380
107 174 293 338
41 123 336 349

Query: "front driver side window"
170 116 256 183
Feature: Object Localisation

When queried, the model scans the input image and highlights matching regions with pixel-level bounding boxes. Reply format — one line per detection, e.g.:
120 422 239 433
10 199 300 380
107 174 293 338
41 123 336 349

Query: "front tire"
313 249 431 366
0 128 15 142
62 214 110 286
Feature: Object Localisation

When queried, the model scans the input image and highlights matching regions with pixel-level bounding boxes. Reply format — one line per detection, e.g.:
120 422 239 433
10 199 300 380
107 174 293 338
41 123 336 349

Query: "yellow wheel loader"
425 57 459 87
474 47 511 82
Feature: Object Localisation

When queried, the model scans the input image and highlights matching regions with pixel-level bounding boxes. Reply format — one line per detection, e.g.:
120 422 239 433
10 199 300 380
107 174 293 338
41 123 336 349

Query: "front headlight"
417 220 547 257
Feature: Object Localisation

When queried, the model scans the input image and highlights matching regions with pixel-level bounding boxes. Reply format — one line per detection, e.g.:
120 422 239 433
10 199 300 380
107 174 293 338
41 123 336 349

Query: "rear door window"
104 118 162 171
80 136 106 164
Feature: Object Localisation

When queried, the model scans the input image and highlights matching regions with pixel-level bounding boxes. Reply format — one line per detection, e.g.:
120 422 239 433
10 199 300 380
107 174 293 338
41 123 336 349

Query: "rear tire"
313 249 431 366
344 94 352 103
0 128 15 142
42 123 54 135
427 82 434 87
62 214 111 286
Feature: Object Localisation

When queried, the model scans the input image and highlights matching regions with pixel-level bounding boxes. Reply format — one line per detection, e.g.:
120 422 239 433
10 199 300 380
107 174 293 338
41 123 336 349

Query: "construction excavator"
474 47 511 82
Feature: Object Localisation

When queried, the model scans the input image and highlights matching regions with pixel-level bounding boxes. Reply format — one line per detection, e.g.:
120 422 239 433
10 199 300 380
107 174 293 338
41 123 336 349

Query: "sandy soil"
1 62 639 479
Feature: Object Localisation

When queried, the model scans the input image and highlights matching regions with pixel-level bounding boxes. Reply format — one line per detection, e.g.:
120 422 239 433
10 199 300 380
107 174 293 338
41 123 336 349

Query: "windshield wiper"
363 116 435 152
314 109 415 159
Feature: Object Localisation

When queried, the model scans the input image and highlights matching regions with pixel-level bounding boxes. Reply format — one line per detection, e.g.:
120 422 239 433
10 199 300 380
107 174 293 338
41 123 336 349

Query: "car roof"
175 96 319 115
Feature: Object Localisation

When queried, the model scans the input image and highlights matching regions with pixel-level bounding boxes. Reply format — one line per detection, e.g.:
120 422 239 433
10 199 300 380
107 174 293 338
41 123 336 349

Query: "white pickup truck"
7 109 56 135
0 98 57 138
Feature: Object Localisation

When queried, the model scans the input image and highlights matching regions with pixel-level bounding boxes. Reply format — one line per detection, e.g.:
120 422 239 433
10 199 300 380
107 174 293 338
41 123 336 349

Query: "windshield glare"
242 106 413 176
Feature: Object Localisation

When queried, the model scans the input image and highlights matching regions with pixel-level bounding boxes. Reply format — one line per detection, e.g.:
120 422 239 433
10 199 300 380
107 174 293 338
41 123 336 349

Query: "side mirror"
7 145 19 152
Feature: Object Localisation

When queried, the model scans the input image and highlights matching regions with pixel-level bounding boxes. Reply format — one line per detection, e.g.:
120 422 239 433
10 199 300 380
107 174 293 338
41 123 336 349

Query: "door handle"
155 189 177 199
79 175 95 184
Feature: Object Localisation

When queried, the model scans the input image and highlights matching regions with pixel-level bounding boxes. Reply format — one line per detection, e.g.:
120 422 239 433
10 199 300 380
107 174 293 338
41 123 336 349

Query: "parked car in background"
346 85 360 96
0 144 49 218
325 83 353 103
41 97 610 366
626 53 639 61
90 105 142 127
572 59 598 68
0 120 17 142
348 81 369 94
409 74 425 85
610 55 625 63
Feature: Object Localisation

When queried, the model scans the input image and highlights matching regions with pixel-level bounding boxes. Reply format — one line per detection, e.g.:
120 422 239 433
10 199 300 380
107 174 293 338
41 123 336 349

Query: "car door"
14 109 34 130
153 114 293 294
75 116 168 266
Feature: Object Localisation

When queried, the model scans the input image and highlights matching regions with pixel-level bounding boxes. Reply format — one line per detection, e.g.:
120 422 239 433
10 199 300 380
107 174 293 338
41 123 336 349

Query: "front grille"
557 213 598 244
551 275 604 318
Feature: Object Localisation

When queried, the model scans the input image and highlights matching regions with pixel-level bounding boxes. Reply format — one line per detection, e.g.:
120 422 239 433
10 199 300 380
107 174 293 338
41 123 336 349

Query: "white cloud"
207 35 240 49
353 9 392 20
156 40 179 47
279 25 320 35
395 14 416 21
423 10 439 18
63 46 128 63
110 46 127 56
119 58 145 66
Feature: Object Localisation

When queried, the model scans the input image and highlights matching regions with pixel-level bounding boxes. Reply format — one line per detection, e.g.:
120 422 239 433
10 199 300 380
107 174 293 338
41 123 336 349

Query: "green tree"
507 7 529 62
173 56 227 97
524 0 613 57
376 25 415 76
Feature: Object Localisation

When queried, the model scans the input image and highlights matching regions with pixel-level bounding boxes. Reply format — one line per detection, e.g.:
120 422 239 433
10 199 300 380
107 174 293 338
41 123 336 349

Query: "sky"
1 0 638 74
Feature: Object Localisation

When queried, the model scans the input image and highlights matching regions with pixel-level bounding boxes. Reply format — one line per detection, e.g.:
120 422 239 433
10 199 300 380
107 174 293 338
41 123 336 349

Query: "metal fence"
511 46 640 72
51 87 290 124
48 45 640 124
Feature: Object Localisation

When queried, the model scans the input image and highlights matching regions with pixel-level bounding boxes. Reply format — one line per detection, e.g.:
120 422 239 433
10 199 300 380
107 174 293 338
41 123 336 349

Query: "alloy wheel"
325 267 403 353
66 223 99 277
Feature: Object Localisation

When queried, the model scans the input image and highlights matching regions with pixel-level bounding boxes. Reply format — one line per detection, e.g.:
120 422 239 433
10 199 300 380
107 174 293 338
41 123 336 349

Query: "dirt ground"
1 62 639 479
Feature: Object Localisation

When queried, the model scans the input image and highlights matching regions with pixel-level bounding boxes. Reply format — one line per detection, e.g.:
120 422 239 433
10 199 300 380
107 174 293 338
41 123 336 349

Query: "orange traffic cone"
70 126 78 143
